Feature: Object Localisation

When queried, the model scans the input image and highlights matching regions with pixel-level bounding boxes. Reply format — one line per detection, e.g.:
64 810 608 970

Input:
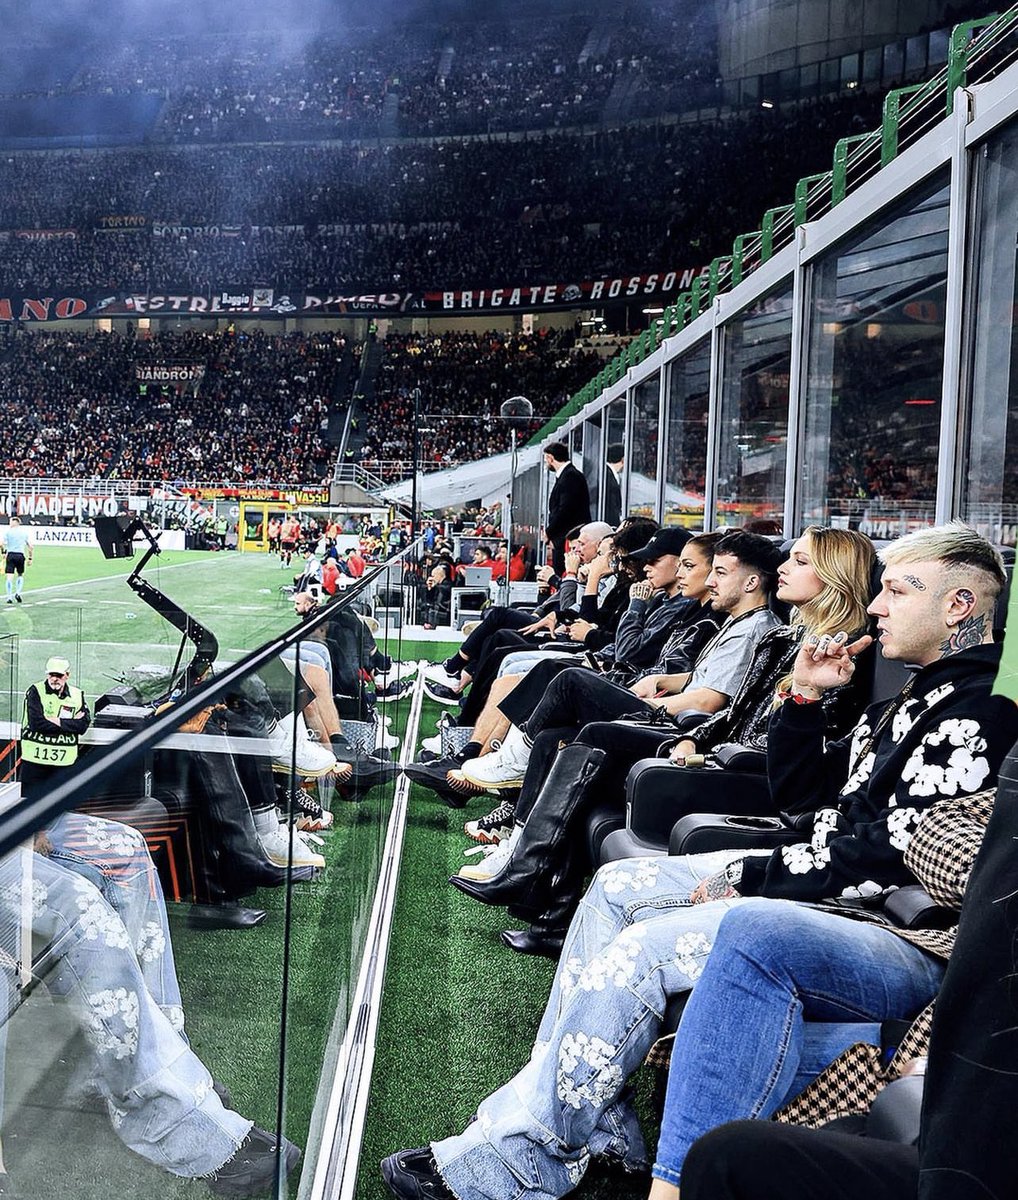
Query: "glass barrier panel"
0 533 412 1198
801 175 949 538
606 397 627 516
715 285 794 530
961 116 1018 547
582 415 604 525
628 373 661 518
663 340 710 528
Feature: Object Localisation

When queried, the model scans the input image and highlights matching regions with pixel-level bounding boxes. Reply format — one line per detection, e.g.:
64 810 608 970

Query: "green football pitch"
0 547 313 706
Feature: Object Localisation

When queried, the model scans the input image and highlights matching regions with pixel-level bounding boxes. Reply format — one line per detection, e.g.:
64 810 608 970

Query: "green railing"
531 4 1018 445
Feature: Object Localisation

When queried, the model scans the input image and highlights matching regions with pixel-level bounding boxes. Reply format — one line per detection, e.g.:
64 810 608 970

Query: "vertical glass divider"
655 364 670 523
936 88 975 525
703 317 723 530
782 226 811 536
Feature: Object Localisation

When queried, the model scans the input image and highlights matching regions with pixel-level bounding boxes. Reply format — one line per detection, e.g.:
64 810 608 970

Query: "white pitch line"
17 557 217 598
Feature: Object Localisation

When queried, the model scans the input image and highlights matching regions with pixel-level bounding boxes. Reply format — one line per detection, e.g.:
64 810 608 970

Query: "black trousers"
499 659 651 737
459 606 537 664
682 1122 917 1200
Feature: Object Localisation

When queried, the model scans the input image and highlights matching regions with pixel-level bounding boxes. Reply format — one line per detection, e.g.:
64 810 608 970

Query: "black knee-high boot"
448 743 605 909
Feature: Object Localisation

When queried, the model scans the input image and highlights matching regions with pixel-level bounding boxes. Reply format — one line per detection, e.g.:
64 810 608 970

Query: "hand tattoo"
693 871 737 904
939 612 987 656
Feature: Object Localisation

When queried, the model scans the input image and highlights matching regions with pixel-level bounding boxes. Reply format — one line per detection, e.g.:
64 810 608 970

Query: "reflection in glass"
605 397 627 523
664 340 710 527
0 547 410 1197
628 374 660 518
716 286 793 529
581 415 603 523
963 118 1018 546
802 178 949 537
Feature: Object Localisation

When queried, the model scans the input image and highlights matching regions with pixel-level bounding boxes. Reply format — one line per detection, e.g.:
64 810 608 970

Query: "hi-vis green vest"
21 682 84 766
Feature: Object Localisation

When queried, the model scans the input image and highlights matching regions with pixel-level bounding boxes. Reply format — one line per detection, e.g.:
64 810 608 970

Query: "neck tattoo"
939 612 987 656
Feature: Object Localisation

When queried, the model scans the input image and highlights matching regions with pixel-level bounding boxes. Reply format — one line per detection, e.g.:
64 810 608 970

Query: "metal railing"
532 4 1018 445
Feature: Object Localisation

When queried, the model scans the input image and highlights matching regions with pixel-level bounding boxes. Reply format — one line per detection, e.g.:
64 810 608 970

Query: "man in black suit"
543 441 591 573
604 441 624 526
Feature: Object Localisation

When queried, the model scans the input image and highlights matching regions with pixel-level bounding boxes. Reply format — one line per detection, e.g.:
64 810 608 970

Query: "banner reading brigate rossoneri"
0 268 709 321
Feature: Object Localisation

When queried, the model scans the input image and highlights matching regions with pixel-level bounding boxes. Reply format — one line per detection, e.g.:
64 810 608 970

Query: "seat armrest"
883 884 956 931
670 710 711 732
669 812 802 855
627 760 771 849
711 743 767 773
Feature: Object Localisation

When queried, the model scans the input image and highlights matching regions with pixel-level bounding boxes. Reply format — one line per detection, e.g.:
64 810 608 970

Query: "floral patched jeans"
432 852 943 1200
0 811 251 1178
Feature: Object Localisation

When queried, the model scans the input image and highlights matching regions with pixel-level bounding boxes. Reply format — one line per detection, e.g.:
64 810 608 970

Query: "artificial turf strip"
354 697 656 1200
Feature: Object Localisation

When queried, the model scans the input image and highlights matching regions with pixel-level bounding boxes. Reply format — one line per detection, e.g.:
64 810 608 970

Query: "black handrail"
0 538 422 862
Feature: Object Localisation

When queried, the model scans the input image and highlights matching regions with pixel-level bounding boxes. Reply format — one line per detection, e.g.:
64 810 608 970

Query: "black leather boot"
448 743 605 908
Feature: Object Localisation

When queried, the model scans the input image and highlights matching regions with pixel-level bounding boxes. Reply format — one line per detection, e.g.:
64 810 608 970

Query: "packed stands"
357 329 602 479
0 93 883 297
0 329 347 483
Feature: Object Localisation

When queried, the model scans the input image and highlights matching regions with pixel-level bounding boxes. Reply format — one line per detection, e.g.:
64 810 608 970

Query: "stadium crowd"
25 3 718 141
358 329 603 478
0 94 883 294
0 328 346 482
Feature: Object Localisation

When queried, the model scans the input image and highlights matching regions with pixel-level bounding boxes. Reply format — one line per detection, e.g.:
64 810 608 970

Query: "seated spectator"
422 525 717 802
0 816 300 1195
381 524 1018 1200
422 521 615 707
679 739 1018 1200
450 527 875 950
456 530 784 794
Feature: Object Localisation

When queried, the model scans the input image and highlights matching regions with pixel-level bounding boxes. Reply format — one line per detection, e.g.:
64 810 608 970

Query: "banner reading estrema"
0 268 709 321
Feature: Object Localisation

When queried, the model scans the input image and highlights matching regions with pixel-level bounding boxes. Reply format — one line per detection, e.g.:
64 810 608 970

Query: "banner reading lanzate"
0 269 708 322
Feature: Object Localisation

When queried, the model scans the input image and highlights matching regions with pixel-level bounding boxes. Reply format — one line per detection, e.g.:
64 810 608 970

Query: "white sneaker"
456 826 521 881
270 712 339 777
375 723 401 752
459 726 531 790
375 661 417 685
423 664 461 689
258 819 326 869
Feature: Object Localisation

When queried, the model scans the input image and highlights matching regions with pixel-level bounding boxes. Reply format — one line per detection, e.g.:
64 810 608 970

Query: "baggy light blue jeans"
432 854 944 1200
0 812 251 1178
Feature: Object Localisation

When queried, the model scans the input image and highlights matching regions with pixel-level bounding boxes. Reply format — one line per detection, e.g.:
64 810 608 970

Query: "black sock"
458 741 483 761
443 655 463 676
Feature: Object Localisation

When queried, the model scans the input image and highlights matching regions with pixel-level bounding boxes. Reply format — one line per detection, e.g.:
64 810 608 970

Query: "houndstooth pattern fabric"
903 787 996 909
774 1003 935 1129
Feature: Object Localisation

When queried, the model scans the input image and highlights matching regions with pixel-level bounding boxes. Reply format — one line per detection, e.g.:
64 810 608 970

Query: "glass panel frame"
663 340 711 529
715 285 794 530
799 174 950 537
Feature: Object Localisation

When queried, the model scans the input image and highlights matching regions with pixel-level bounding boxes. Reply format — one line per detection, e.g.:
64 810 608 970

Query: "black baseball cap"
628 527 693 561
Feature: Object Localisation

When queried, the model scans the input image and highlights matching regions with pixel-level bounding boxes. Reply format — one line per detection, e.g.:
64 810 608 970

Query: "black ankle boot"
501 910 567 959
448 743 605 908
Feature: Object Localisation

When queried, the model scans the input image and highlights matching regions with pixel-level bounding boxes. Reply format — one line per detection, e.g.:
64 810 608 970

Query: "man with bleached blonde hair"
383 523 1018 1200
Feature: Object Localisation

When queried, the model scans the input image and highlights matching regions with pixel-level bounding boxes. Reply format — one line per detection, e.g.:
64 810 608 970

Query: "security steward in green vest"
20 655 91 801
